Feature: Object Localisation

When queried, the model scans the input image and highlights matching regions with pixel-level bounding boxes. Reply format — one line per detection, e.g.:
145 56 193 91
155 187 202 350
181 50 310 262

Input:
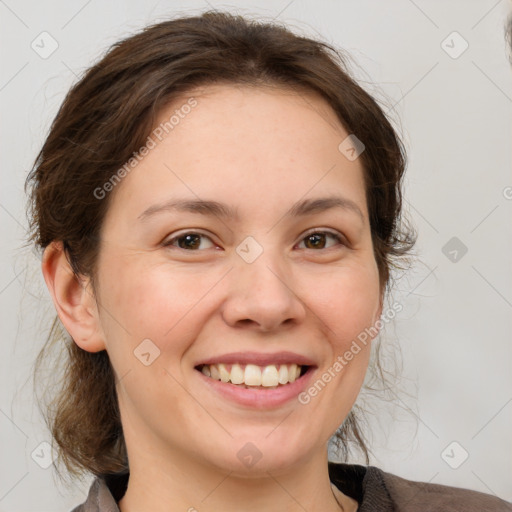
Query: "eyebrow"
137 196 365 223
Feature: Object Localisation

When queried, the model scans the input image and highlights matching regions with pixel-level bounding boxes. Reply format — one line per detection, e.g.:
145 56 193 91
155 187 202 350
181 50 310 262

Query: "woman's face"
91 84 382 475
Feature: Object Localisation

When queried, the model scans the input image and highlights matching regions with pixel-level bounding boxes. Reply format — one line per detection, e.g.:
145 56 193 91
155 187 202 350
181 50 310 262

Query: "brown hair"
25 10 416 483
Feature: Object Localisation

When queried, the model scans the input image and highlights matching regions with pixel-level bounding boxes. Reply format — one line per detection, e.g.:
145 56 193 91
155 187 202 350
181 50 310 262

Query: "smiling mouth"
195 363 310 389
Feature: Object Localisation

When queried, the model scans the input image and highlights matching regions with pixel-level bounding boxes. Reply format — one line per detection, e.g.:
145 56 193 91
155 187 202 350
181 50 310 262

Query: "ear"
41 241 106 352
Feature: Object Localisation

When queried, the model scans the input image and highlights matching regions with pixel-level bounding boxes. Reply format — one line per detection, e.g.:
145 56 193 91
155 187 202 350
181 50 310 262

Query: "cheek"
307 262 381 347
98 248 380 362
97 257 216 353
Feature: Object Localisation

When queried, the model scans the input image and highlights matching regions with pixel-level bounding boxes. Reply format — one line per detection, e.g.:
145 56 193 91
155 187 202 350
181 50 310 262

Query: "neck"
118 442 355 512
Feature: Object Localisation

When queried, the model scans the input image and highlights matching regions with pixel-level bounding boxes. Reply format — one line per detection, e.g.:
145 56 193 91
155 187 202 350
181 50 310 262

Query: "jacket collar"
74 463 391 511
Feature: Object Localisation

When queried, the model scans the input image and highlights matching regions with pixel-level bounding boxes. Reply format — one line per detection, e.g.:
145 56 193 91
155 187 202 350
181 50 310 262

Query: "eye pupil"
305 233 326 249
178 233 201 249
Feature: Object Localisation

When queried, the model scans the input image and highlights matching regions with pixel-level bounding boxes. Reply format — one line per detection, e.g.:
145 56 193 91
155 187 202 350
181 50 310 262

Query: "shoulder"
328 462 512 511
69 472 126 512
369 465 512 512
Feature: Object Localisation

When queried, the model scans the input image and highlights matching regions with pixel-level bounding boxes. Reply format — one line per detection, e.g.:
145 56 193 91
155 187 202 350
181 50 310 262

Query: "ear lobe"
41 241 106 353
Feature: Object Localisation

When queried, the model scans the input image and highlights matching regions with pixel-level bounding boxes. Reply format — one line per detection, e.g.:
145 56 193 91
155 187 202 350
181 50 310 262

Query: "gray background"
1 0 511 510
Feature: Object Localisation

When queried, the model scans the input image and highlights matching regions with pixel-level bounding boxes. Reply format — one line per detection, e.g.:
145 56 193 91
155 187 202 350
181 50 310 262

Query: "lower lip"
196 367 316 409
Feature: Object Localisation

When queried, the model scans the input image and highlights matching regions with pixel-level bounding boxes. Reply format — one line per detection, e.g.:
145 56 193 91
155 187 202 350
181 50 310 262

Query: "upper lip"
195 351 317 367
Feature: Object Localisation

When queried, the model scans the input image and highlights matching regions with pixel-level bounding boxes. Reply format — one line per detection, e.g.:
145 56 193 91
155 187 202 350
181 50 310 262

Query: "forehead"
159 82 346 148
103 83 368 227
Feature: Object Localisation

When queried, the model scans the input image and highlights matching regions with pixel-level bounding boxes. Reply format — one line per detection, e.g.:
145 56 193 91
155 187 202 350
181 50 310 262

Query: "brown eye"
163 232 215 250
298 231 344 250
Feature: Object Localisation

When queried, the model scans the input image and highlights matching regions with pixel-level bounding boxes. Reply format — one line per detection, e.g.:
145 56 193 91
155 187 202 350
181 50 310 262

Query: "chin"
211 431 314 477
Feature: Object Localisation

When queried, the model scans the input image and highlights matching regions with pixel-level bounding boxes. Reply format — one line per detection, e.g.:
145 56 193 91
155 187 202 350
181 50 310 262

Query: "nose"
221 254 307 332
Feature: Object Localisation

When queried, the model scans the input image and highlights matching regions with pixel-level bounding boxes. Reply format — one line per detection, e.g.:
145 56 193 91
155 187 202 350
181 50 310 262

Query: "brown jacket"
71 462 512 511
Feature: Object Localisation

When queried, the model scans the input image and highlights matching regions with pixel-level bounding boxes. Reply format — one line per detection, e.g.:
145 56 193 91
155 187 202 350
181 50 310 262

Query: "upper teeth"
200 363 302 387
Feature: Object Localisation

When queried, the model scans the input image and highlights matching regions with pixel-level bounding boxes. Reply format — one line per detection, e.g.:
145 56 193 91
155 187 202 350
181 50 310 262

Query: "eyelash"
162 229 346 252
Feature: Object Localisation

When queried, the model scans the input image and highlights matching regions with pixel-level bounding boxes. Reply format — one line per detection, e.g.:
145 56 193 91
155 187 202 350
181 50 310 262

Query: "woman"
25 10 512 511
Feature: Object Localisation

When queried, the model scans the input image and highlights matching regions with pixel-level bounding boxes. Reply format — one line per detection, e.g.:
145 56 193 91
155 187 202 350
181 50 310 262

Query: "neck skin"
117 433 358 512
